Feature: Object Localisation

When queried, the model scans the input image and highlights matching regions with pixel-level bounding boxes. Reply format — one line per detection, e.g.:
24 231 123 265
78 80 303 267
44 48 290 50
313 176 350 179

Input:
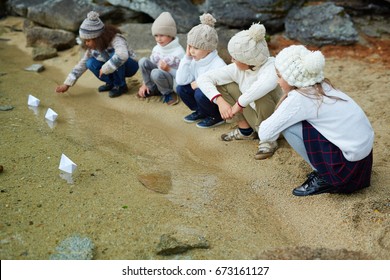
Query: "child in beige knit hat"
137 12 185 105
197 23 283 160
176 13 227 128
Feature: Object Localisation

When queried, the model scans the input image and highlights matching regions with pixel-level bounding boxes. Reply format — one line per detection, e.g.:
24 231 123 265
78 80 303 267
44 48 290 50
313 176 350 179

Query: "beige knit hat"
187 13 218 51
151 12 177 38
275 45 325 88
227 23 270 67
79 11 105 40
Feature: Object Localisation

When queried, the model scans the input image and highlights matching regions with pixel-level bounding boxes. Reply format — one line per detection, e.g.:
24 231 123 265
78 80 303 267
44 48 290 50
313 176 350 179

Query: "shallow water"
0 41 295 259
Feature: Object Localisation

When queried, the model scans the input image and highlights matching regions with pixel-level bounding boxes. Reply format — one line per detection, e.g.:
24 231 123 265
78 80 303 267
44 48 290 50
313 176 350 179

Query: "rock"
24 63 45 72
199 0 303 34
23 20 76 50
137 172 172 194
107 0 199 33
0 105 14 111
285 2 359 46
156 232 209 255
50 234 94 260
32 46 57 61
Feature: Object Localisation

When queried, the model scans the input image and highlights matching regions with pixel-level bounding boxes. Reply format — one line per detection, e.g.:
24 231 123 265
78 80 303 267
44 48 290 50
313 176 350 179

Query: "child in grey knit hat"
55 11 139 98
176 13 227 128
137 12 185 105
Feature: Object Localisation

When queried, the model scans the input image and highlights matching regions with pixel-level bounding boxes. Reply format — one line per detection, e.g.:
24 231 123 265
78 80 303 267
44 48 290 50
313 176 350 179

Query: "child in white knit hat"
259 45 374 196
197 23 282 159
176 13 227 128
55 11 139 98
137 12 185 105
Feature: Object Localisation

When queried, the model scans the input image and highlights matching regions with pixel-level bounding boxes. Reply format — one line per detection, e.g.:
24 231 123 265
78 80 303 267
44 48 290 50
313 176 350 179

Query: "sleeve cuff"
237 100 245 108
211 94 222 104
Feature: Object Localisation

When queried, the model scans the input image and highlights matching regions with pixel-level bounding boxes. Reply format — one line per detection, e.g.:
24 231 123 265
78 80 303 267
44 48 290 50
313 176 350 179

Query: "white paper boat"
28 95 40 107
45 108 58 122
58 154 77 174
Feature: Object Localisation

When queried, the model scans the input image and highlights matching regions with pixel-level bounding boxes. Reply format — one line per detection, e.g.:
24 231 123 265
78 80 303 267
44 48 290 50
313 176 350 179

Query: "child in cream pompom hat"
259 45 374 197
176 13 227 128
197 23 283 159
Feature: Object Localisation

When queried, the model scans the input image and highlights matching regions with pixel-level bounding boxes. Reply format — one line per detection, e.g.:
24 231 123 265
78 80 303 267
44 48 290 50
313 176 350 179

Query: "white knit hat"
151 12 177 38
187 13 218 51
275 45 325 88
227 23 270 67
79 11 105 40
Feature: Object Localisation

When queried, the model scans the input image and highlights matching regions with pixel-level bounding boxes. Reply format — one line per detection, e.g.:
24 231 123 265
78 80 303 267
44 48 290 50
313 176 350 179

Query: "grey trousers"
217 82 283 132
138 57 174 95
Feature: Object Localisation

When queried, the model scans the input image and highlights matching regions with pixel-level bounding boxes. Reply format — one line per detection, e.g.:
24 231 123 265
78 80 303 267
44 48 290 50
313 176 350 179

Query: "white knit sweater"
176 50 226 85
259 83 374 161
149 37 185 77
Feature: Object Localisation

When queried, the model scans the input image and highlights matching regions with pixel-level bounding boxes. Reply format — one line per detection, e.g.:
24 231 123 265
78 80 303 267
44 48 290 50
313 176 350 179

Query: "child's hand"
158 60 170 72
216 97 234 120
137 84 149 98
186 45 191 57
191 81 198 90
55 84 69 93
232 102 243 115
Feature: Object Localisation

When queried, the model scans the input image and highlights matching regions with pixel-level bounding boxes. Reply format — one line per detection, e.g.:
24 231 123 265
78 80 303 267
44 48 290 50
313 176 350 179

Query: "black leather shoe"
98 83 114 92
293 174 334 196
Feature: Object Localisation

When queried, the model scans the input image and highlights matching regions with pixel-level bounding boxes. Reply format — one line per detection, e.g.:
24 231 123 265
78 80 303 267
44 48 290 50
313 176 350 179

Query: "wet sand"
0 17 389 260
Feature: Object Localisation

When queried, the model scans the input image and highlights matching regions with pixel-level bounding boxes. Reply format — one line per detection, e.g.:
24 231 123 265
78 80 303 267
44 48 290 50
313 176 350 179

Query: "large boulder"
107 0 199 33
198 0 304 34
285 2 359 46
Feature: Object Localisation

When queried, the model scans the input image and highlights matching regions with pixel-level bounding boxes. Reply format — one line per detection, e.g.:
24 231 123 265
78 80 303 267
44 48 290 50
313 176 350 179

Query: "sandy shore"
0 17 389 260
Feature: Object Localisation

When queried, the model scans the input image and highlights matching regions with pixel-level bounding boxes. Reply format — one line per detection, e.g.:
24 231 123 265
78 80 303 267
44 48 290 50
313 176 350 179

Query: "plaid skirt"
302 121 373 193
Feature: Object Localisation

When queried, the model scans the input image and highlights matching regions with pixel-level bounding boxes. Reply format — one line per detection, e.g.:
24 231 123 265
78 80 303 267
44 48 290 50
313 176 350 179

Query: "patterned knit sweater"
64 34 136 86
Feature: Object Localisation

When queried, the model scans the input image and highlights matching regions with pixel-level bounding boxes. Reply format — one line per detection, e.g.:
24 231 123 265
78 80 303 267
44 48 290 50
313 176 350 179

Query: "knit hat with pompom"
227 23 270 67
275 45 325 88
187 13 218 51
79 11 105 40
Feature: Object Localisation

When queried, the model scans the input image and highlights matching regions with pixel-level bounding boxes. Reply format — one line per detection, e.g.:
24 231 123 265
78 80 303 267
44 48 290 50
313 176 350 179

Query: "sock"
238 127 253 136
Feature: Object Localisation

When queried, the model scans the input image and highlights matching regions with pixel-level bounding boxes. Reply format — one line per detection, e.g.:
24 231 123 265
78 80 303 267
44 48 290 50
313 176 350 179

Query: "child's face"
276 70 293 93
189 45 211 61
154 34 173 47
84 38 97 49
231 57 250 71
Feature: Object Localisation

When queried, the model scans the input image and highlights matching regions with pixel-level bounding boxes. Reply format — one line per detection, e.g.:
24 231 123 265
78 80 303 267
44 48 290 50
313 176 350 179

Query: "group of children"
55 11 374 197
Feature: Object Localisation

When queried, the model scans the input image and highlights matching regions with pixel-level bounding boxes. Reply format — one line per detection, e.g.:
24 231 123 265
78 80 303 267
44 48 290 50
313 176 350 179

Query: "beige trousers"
217 83 283 132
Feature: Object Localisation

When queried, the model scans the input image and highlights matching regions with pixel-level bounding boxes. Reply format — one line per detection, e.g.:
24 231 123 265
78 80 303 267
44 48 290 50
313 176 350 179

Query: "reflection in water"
59 171 74 184
28 105 39 116
45 119 57 129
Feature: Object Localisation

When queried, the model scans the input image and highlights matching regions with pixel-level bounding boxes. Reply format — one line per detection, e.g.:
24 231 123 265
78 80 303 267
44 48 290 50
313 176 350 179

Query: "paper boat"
28 95 40 107
58 154 77 174
45 108 58 122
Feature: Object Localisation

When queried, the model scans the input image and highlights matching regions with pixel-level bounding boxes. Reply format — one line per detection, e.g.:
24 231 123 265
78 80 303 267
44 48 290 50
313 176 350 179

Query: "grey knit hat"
228 23 270 67
187 13 218 51
151 12 177 38
275 45 325 88
79 11 105 40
